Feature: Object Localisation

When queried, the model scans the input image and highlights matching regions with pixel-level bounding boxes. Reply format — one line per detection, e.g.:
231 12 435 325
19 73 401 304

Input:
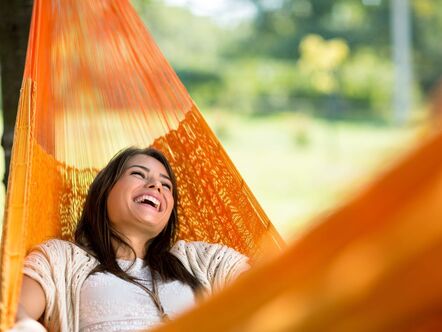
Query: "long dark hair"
74 147 201 290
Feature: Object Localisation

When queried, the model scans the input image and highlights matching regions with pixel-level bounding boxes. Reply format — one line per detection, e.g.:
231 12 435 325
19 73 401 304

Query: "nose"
145 178 162 192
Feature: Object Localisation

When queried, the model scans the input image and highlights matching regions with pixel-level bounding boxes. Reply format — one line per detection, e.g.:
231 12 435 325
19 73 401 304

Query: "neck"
114 236 150 259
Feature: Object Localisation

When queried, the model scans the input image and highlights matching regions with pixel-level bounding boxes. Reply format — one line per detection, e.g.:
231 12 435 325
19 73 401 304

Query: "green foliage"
131 0 441 120
175 68 223 107
297 34 349 95
132 0 231 108
219 58 297 113
412 0 442 91
238 0 440 117
341 49 394 115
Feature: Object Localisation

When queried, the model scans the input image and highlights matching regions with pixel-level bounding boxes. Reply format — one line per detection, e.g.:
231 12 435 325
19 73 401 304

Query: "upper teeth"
134 195 160 209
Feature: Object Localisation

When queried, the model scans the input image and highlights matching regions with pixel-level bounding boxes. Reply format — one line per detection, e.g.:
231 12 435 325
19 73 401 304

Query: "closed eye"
162 183 172 191
131 171 145 179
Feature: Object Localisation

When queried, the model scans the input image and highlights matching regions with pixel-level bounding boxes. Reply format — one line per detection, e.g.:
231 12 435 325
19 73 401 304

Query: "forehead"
125 154 168 174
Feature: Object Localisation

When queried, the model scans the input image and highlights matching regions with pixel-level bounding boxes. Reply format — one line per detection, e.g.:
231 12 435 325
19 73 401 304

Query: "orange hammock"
153 127 442 332
0 0 283 328
2 0 442 331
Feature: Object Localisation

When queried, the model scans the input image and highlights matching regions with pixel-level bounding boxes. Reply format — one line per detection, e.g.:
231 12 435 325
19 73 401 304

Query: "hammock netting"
1 0 442 331
0 0 284 328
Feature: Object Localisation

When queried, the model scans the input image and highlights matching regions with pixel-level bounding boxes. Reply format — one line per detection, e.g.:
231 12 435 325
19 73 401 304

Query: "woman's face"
107 154 174 241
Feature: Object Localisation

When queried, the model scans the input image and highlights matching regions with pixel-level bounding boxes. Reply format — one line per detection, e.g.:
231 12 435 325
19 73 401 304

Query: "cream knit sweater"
23 239 249 332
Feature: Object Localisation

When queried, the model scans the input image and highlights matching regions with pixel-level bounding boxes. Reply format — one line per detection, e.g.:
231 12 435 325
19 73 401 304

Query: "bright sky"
163 0 257 25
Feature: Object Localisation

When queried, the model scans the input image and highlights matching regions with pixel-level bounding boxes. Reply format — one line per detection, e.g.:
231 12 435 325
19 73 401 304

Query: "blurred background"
1 0 441 241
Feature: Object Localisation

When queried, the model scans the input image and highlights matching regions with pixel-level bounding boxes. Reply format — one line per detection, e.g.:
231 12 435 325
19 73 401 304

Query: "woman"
13 147 249 332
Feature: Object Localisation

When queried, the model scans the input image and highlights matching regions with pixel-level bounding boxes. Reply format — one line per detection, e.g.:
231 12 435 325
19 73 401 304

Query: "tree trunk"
0 0 33 189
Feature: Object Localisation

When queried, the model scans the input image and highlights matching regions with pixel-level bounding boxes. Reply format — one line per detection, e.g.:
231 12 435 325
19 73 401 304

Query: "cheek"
106 196 117 222
161 195 174 221
167 195 175 212
107 186 123 221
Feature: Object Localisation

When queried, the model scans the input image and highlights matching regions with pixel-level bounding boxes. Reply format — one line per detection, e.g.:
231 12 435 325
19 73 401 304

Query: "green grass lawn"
203 110 425 240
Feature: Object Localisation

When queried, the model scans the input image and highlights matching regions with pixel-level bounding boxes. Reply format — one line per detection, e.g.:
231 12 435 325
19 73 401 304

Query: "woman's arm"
171 241 250 294
18 275 46 321
8 276 47 331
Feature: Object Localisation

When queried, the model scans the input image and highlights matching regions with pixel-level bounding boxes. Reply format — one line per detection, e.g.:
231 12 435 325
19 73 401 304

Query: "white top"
22 239 250 331
79 258 195 332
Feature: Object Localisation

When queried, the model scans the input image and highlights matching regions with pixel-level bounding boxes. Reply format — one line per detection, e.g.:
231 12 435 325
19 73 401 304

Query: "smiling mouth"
134 194 161 210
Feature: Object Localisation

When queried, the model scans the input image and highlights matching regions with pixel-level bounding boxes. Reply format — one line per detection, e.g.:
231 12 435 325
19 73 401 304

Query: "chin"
139 222 167 236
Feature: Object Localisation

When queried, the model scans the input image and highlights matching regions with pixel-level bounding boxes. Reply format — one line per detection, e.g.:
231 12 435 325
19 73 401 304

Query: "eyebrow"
127 164 172 182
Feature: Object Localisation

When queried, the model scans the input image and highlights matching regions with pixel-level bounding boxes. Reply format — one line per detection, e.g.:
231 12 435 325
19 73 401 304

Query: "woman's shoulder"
171 239 227 254
29 239 93 262
170 240 250 293
170 240 249 263
36 238 74 249
33 238 78 252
